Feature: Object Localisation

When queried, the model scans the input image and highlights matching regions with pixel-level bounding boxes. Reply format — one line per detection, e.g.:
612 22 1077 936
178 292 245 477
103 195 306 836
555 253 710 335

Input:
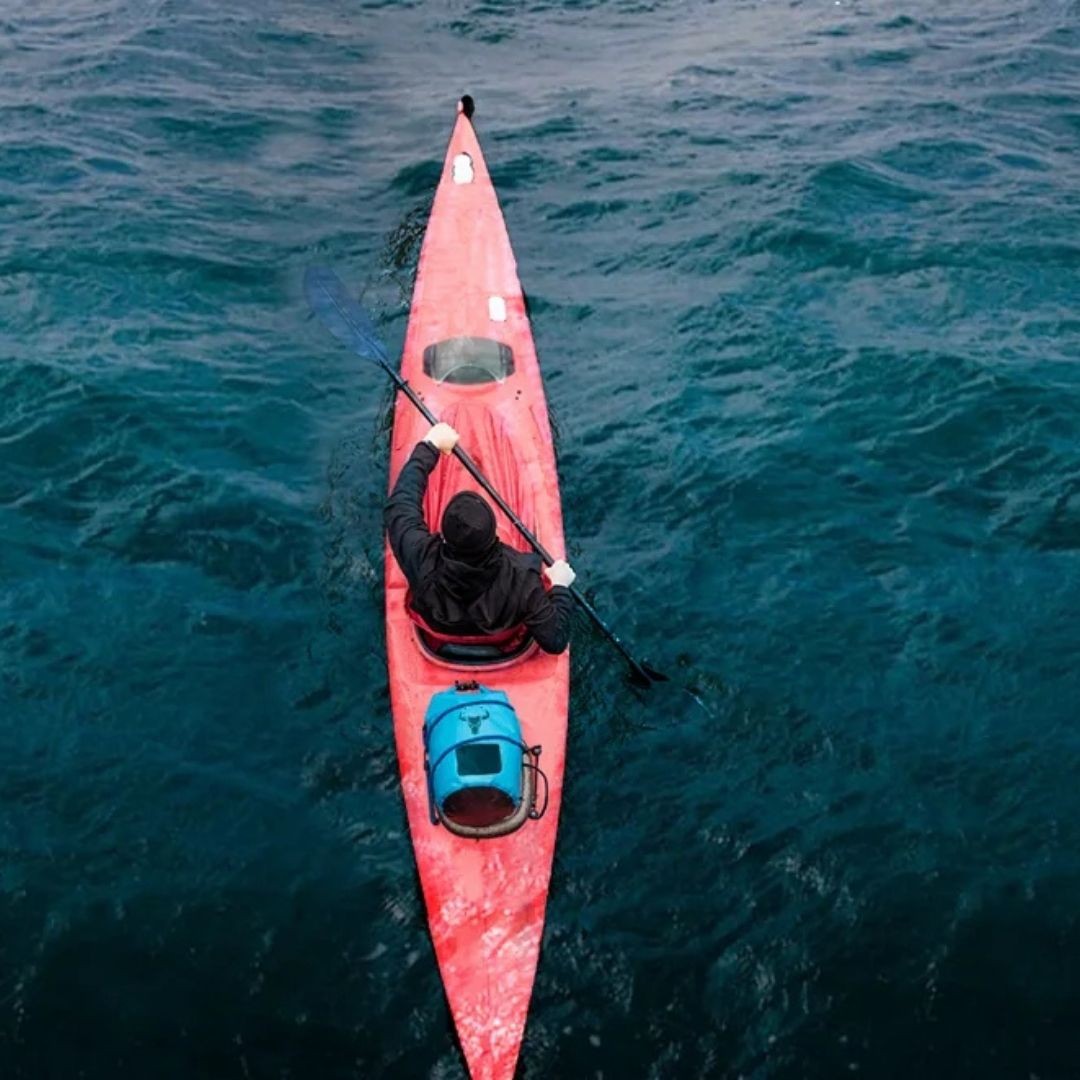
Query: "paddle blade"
627 659 669 689
304 266 390 364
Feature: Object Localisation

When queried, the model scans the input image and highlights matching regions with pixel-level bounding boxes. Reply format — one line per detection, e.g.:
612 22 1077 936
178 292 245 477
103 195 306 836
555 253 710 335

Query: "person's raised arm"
384 423 459 584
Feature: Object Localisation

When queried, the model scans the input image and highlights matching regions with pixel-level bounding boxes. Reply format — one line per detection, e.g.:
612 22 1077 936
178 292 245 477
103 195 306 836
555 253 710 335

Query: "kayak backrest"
405 593 533 664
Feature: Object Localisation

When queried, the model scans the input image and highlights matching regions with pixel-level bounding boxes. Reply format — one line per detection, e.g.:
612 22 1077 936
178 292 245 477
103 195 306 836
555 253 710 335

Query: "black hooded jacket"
384 442 574 654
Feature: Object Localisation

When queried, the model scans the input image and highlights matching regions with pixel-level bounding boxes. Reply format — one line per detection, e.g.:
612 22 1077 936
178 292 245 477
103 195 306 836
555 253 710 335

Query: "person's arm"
384 423 458 584
522 560 576 654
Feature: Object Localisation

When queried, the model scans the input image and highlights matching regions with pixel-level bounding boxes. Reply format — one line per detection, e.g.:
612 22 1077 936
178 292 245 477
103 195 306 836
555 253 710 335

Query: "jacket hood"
430 541 504 603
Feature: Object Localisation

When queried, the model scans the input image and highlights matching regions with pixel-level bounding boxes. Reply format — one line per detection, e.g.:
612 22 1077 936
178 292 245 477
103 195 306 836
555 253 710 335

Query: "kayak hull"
385 104 569 1080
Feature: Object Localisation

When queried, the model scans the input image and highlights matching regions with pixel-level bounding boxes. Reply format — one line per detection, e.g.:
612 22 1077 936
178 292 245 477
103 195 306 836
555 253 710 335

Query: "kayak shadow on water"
317 383 393 606
379 202 430 309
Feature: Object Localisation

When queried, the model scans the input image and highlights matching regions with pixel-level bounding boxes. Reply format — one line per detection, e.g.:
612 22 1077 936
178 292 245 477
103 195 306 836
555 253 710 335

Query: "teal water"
3 1 1080 1076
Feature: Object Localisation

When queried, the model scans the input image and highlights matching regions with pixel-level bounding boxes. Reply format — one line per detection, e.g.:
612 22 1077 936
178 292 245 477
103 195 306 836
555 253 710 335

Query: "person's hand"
544 559 576 588
424 422 459 455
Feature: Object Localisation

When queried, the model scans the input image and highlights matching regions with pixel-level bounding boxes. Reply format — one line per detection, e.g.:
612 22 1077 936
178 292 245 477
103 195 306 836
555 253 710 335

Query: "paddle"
304 265 668 689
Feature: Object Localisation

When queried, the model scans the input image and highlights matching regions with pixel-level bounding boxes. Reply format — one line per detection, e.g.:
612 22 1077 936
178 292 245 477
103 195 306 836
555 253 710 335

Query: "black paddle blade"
627 659 668 689
641 662 670 683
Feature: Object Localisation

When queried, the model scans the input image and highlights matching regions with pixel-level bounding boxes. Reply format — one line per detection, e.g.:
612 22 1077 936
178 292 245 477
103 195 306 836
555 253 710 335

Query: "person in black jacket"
385 422 576 654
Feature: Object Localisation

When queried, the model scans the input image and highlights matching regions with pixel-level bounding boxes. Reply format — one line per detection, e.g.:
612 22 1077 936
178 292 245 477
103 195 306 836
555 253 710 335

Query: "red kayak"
385 98 570 1079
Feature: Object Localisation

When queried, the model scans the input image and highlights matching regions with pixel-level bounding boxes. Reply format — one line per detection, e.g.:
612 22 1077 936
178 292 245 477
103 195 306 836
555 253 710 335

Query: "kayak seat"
407 595 534 665
423 634 534 664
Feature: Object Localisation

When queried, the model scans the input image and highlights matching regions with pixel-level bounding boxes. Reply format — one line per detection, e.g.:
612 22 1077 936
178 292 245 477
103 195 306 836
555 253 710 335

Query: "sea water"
3 1 1079 1076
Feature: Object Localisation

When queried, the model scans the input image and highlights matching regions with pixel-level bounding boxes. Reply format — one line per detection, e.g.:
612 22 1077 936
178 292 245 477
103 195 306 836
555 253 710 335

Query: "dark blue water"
3 1 1080 1076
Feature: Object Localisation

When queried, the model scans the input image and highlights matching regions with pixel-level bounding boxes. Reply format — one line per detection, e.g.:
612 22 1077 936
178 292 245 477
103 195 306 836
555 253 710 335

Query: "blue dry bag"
423 682 545 837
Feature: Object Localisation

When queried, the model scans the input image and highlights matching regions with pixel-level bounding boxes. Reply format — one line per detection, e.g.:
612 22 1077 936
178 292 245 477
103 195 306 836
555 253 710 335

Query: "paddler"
385 422 576 653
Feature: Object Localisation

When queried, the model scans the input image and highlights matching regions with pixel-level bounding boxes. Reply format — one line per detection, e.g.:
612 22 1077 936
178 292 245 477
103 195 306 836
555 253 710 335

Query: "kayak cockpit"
423 682 548 839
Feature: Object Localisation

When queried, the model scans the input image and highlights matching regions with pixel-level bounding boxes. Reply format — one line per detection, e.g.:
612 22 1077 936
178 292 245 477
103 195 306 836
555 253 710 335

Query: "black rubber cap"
460 95 475 119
